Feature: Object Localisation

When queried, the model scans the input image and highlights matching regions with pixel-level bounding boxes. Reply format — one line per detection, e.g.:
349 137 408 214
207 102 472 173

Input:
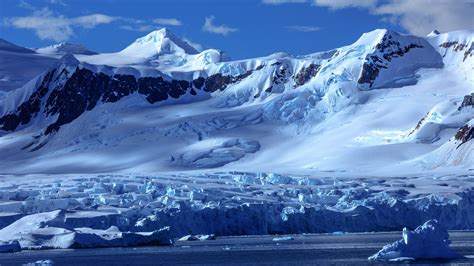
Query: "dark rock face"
455 124 474 148
439 41 473 62
407 112 429 137
0 71 53 131
265 63 291 93
1 64 260 137
293 63 321 87
458 93 474 110
358 34 423 88
204 70 253 93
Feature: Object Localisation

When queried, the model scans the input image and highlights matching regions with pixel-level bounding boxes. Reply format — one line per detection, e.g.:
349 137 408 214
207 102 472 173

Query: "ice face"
0 172 473 252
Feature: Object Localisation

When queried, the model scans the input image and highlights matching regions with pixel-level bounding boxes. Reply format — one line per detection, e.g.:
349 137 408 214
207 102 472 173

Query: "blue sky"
1 0 473 60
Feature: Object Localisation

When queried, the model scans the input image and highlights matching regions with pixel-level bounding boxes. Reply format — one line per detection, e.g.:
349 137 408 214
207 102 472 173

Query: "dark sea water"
1 231 473 265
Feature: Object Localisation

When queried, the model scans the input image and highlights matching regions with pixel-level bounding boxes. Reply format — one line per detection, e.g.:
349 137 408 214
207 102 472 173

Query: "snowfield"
0 27 473 255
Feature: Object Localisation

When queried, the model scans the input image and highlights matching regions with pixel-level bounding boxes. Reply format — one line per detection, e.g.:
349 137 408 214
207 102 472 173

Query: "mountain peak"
427 29 441 37
135 28 174 43
57 54 80 66
121 28 199 57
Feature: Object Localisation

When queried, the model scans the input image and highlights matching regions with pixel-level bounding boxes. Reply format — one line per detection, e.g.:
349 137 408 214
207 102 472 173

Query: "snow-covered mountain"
36 42 98 55
75 28 230 71
0 39 57 94
0 28 472 175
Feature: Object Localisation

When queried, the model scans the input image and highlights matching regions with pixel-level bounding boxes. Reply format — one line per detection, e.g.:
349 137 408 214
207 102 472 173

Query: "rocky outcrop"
439 41 473 62
407 112 429 137
358 33 424 88
293 63 320 87
0 71 54 131
265 62 291 93
458 93 474 110
204 70 253 93
455 123 474 148
0 60 261 137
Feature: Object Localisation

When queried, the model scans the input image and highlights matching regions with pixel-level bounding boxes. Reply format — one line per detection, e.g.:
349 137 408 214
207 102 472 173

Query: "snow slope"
36 42 97 55
0 40 57 94
75 28 230 72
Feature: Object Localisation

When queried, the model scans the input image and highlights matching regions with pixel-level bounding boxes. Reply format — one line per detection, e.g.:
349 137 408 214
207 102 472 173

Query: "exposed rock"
266 62 292 93
439 41 473 61
0 71 53 131
293 63 321 87
458 93 474 110
454 123 474 148
407 112 429 137
358 33 424 88
204 70 253 93
0 60 265 141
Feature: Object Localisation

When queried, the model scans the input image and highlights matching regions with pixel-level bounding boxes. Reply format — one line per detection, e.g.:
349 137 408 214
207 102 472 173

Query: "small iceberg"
177 234 216 241
272 236 294 242
369 220 462 261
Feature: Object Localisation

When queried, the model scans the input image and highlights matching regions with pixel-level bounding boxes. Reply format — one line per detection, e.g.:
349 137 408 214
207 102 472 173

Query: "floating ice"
23 259 55 266
368 220 462 261
272 236 294 242
178 234 216 241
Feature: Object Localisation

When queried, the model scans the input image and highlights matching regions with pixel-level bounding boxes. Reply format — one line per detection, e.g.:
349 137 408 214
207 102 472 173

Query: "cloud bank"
262 0 474 35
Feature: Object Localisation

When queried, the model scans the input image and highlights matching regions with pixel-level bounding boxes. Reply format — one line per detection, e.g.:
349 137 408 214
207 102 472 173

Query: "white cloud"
202 16 238 36
4 8 117 41
152 18 182 26
285 25 322 32
120 24 156 32
48 0 66 6
312 0 377 9
262 0 307 4
18 0 36 10
74 14 116 28
119 18 183 32
264 0 473 35
183 37 203 52
4 6 185 41
373 0 474 35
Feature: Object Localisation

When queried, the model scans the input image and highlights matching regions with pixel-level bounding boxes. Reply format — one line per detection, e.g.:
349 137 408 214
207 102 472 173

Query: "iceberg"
369 220 462 261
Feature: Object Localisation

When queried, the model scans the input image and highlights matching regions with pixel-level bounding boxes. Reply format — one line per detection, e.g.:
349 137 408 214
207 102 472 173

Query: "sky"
0 0 473 60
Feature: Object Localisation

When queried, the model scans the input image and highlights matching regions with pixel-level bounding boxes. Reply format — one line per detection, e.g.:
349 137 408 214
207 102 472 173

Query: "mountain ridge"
0 28 472 174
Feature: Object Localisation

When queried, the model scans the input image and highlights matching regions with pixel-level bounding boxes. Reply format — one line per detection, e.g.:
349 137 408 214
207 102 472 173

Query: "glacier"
0 171 473 252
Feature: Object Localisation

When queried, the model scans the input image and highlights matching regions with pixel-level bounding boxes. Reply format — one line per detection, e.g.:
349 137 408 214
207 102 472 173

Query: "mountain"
0 28 472 175
0 39 56 95
120 28 199 57
0 38 35 54
35 42 98 55
75 28 230 71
